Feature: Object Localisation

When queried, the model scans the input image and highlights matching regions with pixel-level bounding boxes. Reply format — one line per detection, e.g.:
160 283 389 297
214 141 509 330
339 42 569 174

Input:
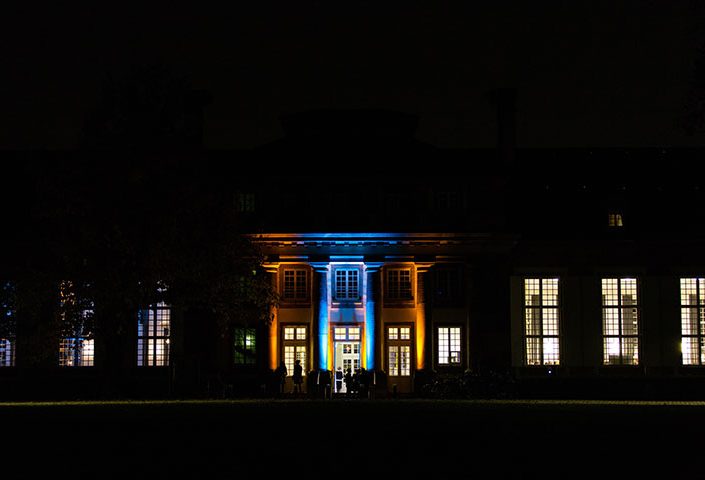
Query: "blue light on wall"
365 298 374 370
318 269 329 370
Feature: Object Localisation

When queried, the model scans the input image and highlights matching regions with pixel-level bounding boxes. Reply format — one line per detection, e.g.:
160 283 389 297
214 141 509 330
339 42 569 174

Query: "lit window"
334 269 360 301
60 338 94 367
523 278 560 366
348 327 360 340
283 269 308 301
602 278 639 365
0 281 16 367
437 327 462 365
386 269 412 300
58 281 95 367
608 212 624 227
333 327 360 341
387 326 412 377
284 326 306 341
399 327 410 340
680 278 705 365
234 327 256 366
334 327 347 340
137 302 171 367
283 325 307 377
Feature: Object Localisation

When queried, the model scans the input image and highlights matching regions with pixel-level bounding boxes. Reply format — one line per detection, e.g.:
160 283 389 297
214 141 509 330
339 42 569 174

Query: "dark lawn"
2 399 700 478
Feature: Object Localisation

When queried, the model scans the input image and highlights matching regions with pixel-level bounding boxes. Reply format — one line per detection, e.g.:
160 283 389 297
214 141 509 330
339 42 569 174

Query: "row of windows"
281 325 459 378
522 277 705 367
281 267 462 303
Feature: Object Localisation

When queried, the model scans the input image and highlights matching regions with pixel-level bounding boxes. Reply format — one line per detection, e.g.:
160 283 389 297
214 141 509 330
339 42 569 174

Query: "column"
415 264 432 370
364 263 382 370
265 265 279 371
312 263 330 370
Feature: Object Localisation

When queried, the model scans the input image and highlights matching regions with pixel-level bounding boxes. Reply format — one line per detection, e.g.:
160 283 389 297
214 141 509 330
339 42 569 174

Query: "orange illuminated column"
265 265 279 370
415 264 432 370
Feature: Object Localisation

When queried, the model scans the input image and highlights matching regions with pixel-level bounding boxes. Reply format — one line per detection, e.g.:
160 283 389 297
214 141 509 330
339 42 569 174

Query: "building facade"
2 110 705 399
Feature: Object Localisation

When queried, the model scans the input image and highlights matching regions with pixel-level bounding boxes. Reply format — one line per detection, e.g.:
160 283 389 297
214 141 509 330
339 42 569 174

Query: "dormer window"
608 212 623 227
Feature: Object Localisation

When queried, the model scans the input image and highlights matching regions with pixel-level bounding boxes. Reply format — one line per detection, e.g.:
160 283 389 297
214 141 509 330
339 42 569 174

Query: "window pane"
621 337 639 365
524 279 541 306
526 338 541 366
285 327 296 340
542 279 559 306
682 337 699 365
602 279 619 306
335 328 346 340
0 339 13 367
400 346 411 376
681 278 698 306
622 307 638 335
603 337 621 365
285 346 295 377
389 346 399 376
603 308 620 336
543 309 559 336
296 327 306 340
400 327 410 340
296 346 306 375
525 308 541 336
621 279 637 303
682 308 698 336
542 338 559 365
438 327 449 364
388 328 398 340
295 271 307 299
348 328 360 340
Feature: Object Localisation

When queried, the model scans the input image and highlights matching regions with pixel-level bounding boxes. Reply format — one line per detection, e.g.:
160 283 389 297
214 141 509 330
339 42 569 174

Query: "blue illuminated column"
312 264 330 370
365 263 382 370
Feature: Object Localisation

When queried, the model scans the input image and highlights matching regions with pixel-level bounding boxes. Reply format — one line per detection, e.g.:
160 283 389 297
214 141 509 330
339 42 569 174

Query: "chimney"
494 88 516 172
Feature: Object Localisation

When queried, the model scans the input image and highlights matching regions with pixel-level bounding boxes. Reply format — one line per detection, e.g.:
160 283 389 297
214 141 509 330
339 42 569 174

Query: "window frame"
386 324 413 377
680 278 705 366
384 266 414 306
0 281 16 368
282 324 308 377
137 302 171 367
522 278 561 367
233 326 257 366
332 267 362 303
280 266 310 306
601 277 640 366
436 325 463 368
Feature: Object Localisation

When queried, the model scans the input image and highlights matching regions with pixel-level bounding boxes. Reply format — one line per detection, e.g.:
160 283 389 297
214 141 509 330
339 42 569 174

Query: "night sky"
3 2 705 149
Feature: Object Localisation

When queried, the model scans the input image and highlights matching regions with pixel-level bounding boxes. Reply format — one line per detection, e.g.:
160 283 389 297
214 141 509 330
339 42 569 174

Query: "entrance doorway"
334 342 360 393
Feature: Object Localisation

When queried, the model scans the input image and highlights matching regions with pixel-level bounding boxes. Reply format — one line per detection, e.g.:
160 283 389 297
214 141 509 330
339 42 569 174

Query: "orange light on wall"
269 315 278 370
416 308 425 369
265 265 279 370
415 264 432 370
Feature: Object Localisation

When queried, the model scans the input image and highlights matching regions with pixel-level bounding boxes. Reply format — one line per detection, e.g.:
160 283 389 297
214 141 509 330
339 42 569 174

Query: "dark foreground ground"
2 399 702 478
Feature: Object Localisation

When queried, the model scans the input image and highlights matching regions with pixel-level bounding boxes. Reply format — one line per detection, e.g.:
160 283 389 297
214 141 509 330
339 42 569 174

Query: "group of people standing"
274 361 372 398
274 359 304 394
335 366 370 398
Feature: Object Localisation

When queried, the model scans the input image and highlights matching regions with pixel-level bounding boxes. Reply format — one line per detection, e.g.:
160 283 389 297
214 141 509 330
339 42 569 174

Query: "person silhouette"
335 366 343 393
292 359 304 394
274 361 287 395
